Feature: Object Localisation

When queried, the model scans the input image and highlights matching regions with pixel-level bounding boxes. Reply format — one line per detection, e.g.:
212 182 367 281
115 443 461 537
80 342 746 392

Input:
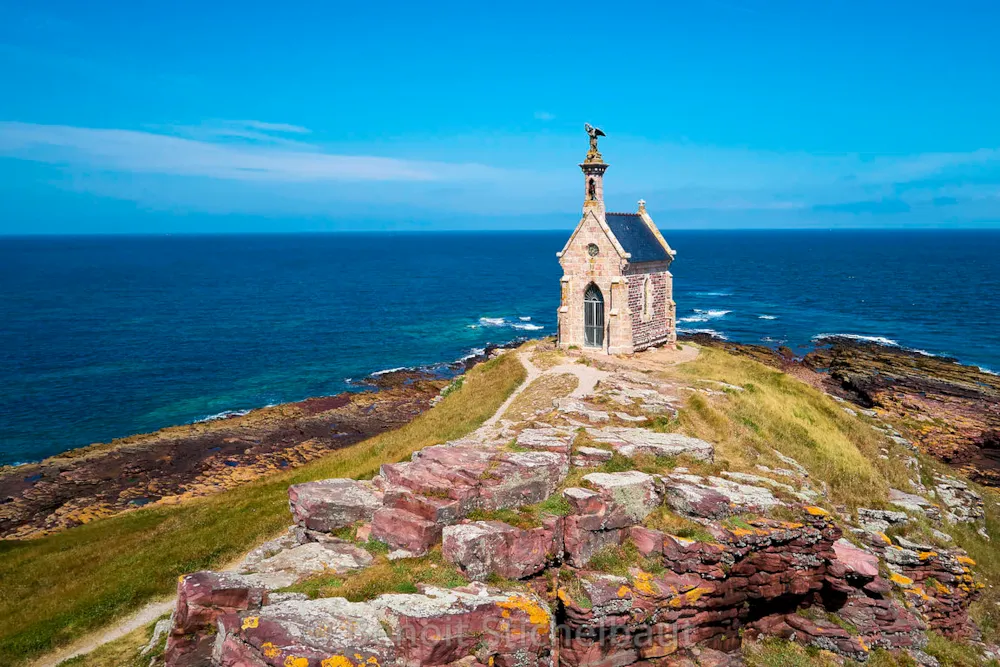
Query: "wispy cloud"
2 119 999 225
0 121 505 182
231 120 310 134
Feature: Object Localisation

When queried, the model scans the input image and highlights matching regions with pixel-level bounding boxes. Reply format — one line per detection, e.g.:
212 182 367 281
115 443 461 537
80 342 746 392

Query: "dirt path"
31 599 174 667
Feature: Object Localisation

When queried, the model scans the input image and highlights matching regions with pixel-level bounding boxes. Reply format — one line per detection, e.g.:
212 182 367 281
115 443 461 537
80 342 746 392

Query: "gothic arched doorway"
584 283 605 348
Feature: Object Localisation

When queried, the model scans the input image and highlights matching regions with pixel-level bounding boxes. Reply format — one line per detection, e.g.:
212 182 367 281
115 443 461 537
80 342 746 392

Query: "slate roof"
605 213 670 263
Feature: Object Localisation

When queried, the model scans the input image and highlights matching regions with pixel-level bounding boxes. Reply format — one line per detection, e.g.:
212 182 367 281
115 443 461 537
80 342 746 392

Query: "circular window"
587 243 599 257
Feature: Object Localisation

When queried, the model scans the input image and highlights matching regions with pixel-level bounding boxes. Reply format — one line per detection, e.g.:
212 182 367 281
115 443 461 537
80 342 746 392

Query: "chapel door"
584 284 605 348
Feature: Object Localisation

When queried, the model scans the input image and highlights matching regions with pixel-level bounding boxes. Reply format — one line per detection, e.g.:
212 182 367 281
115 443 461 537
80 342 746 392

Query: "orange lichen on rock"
497 595 550 634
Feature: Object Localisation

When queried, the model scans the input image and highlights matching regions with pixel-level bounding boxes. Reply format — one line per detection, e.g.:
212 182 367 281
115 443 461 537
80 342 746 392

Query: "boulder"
857 508 910 533
372 507 441 556
554 398 611 422
582 471 661 523
516 427 574 453
164 571 268 667
934 475 985 524
480 451 569 509
373 586 553 667
586 428 714 461
563 517 625 567
663 474 781 519
287 478 382 532
832 538 879 579
244 541 373 582
442 519 561 580
215 597 396 667
573 446 614 467
889 488 941 519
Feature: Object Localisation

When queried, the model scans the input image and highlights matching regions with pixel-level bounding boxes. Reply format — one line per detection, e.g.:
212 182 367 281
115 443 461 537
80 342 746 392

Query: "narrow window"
642 275 652 322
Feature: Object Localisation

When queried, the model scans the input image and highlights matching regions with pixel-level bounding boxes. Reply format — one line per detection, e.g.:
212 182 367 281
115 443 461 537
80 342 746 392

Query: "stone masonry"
556 126 676 355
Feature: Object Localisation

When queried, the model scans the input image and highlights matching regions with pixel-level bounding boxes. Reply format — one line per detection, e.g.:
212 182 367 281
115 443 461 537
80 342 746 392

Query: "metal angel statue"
584 123 605 154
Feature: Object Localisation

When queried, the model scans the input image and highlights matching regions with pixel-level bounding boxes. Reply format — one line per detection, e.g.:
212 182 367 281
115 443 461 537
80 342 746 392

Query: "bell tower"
581 123 608 215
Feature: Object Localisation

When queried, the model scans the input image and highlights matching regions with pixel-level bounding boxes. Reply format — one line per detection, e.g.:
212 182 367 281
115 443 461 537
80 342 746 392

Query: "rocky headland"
0 349 509 541
148 342 998 667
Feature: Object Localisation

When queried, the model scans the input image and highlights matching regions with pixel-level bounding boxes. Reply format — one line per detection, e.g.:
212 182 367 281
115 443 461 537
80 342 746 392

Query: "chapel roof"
605 212 671 263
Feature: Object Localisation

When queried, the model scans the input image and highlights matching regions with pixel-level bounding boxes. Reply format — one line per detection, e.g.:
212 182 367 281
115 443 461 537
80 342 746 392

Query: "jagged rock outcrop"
162 357 988 667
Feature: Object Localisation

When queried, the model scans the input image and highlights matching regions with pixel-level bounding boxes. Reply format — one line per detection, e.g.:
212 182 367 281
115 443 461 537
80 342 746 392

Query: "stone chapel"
556 126 677 354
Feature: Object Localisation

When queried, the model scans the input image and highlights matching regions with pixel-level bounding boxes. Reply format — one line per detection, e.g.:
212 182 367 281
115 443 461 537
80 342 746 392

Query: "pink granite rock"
373 586 553 667
630 526 666 556
442 518 561 580
164 571 268 667
582 471 661 524
586 427 715 462
563 515 625 567
215 597 396 667
372 507 442 555
832 538 879 579
287 478 382 532
573 446 614 467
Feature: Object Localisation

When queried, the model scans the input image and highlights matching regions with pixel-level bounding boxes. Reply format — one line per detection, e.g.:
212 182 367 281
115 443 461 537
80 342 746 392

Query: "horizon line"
3 227 1000 238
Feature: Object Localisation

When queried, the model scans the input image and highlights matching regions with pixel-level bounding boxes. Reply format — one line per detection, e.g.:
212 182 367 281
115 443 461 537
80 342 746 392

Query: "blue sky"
1 0 999 233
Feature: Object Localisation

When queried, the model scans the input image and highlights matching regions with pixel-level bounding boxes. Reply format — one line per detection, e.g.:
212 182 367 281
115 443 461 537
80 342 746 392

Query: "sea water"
1 230 997 465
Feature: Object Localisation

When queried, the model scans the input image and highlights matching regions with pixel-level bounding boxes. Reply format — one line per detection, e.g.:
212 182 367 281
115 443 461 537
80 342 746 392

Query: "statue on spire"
584 123 605 163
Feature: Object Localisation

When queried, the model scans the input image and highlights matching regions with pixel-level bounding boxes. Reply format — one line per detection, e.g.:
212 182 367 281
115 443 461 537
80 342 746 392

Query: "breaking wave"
758 314 777 320
678 309 731 323
472 316 543 331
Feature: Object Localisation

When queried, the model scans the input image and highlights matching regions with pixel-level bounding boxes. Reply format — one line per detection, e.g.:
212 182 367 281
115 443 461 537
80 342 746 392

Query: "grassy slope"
663 347 914 509
0 352 526 667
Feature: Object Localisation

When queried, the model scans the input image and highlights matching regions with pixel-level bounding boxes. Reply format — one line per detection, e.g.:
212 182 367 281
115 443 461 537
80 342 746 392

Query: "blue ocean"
1 230 998 466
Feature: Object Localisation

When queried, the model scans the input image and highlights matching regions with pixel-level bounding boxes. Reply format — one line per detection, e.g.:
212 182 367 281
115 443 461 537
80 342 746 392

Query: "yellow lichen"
684 586 712 602
889 573 913 587
875 532 892 545
918 551 938 560
284 656 308 667
262 643 281 659
632 571 659 596
930 579 951 595
616 585 631 598
241 616 259 630
957 555 976 566
804 506 829 517
497 595 550 634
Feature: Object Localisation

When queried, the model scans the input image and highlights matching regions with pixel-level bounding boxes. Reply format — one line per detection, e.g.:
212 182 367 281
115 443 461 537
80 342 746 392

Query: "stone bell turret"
581 123 608 216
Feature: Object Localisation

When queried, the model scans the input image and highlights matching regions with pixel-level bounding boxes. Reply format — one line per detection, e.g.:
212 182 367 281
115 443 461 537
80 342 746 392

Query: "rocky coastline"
5 334 997 544
0 345 516 540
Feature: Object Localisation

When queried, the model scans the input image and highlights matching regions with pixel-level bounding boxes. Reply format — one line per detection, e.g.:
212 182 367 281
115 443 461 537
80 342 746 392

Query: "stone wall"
624 262 674 352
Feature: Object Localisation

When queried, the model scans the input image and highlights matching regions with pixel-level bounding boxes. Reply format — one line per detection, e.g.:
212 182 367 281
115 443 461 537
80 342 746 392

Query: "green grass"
465 493 572 530
0 352 526 666
741 637 842 667
663 347 915 509
285 547 469 601
925 631 997 667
